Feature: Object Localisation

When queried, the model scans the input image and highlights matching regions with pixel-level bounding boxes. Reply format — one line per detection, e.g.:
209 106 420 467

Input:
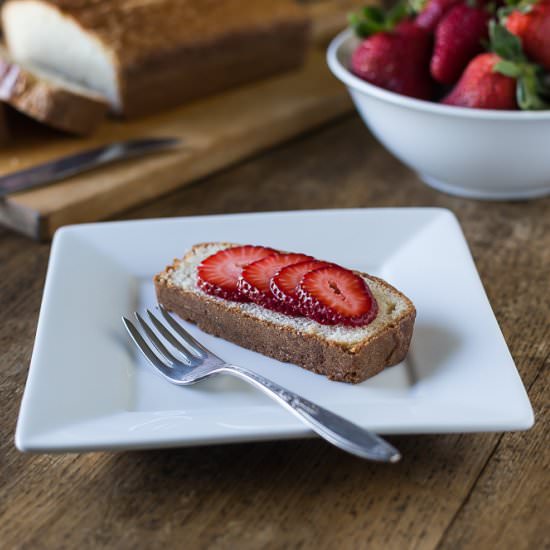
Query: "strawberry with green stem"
442 52 519 108
491 21 549 108
349 5 434 99
348 2 411 36
503 0 550 71
442 21 549 109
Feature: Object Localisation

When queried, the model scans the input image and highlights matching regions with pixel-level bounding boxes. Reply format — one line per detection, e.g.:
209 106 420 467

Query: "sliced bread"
154 243 416 384
0 51 107 135
2 0 310 117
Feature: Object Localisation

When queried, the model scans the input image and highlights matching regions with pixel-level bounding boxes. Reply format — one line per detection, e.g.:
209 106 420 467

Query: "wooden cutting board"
0 1 359 240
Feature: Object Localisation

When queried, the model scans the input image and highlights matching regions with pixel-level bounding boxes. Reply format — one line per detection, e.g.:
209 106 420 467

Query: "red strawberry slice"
297 266 378 326
197 245 276 301
270 259 330 315
238 253 312 309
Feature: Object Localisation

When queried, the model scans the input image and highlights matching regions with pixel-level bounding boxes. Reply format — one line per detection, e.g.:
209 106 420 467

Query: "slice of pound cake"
154 243 416 384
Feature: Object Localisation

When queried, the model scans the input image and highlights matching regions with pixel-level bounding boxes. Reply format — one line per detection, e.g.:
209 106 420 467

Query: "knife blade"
0 137 182 198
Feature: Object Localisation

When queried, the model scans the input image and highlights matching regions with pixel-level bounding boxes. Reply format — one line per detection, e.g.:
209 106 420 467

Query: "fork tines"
122 306 215 381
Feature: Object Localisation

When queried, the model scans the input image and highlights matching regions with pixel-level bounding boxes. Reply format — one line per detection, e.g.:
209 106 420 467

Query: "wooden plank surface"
0 0 366 241
0 49 352 240
0 116 547 549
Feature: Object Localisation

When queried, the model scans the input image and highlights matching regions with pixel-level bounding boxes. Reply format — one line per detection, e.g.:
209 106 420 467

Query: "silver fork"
122 306 401 463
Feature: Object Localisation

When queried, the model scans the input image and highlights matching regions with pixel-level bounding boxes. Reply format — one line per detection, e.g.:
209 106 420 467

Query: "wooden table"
1 115 548 549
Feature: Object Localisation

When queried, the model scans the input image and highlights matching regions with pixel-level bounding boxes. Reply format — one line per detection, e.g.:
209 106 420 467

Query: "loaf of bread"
2 0 310 117
154 243 416 384
0 50 107 135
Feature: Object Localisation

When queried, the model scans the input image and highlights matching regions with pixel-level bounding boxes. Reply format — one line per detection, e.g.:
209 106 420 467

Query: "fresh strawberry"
297 266 378 327
442 52 518 108
416 0 462 31
450 20 550 110
238 253 312 309
505 0 550 71
348 2 410 36
431 3 491 85
270 260 330 315
351 20 434 100
197 245 276 301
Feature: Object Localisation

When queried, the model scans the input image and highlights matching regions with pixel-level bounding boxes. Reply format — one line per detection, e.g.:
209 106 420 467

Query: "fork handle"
220 365 400 463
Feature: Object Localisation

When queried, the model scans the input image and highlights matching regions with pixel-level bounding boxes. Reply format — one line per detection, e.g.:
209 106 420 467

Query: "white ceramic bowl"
327 29 550 200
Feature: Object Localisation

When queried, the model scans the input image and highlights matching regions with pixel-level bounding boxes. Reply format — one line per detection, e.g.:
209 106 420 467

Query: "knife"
0 137 182 198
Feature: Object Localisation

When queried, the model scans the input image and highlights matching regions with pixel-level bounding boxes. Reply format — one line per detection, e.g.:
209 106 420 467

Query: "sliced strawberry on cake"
238 253 312 309
297 265 378 326
197 245 276 301
270 259 331 315
154 243 415 384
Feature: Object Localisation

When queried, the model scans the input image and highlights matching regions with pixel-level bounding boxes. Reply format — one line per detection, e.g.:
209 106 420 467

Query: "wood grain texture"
438 365 549 550
0 117 548 549
0 0 361 241
0 48 352 240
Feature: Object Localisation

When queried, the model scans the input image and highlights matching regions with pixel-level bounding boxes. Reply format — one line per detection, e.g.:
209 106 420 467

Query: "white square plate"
15 208 533 452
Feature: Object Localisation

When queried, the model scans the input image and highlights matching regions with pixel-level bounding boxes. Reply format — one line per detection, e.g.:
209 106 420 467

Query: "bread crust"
0 55 107 134
154 244 416 384
24 0 309 62
119 22 310 117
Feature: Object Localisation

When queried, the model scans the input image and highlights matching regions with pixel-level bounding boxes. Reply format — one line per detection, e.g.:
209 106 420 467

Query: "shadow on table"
100 430 489 503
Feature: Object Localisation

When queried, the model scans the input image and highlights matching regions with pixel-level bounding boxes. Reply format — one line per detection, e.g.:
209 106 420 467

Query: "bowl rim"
327 29 550 121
